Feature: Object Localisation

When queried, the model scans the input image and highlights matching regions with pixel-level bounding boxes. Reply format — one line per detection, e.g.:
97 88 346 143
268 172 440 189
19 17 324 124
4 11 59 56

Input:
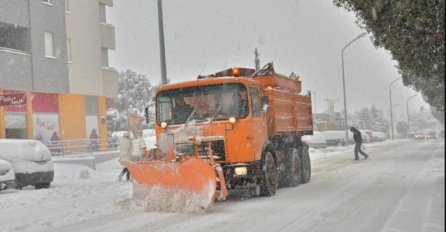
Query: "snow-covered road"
1 139 444 232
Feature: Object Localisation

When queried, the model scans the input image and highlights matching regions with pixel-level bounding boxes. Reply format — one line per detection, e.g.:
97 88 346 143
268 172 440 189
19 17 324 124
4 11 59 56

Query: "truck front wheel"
261 151 278 196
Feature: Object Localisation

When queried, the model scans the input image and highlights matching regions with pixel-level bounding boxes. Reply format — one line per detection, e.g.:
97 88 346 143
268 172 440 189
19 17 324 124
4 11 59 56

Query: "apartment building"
0 0 118 144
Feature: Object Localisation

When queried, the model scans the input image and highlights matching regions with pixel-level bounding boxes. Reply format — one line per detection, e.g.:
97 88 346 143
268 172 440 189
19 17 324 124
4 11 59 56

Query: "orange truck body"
150 63 313 197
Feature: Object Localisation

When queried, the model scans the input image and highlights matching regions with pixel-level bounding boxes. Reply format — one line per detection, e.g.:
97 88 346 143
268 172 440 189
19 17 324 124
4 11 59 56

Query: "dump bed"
255 74 313 137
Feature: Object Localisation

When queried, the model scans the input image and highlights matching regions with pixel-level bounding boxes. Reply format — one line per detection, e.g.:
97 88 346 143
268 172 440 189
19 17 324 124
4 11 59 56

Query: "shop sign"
0 93 27 107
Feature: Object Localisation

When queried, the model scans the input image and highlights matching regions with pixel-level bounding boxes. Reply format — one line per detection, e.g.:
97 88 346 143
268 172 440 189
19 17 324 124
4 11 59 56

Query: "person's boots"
364 154 369 160
117 173 123 181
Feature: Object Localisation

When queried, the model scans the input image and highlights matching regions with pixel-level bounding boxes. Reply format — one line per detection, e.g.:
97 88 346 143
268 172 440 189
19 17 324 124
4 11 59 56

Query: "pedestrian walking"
350 127 369 160
118 131 132 181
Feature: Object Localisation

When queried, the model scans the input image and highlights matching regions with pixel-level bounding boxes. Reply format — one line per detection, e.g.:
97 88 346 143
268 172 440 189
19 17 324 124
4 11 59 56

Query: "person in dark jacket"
350 127 368 160
172 97 194 123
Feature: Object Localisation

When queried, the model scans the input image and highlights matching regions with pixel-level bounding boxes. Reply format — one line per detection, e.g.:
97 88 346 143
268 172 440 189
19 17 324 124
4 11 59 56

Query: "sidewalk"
52 150 120 170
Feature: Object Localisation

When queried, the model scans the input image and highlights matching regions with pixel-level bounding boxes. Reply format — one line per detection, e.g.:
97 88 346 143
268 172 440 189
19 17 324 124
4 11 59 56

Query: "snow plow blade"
122 157 218 212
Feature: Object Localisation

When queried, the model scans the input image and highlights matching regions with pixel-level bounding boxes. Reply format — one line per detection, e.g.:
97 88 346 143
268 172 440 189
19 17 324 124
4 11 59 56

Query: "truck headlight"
160 121 168 128
234 166 247 176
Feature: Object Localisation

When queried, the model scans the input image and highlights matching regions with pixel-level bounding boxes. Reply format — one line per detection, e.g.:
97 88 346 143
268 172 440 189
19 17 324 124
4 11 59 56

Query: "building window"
42 0 53 5
44 32 54 58
250 87 262 118
101 48 109 67
65 0 70 12
67 39 72 62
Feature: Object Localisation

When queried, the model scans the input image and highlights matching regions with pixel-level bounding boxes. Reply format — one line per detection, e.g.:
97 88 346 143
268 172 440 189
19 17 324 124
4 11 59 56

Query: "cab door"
249 87 268 161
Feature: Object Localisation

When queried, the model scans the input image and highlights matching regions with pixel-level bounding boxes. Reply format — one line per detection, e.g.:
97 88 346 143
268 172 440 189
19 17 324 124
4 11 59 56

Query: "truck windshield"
156 83 248 125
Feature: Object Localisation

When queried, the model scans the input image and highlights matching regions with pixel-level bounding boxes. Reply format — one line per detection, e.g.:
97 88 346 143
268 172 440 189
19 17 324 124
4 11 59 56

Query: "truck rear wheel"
300 145 311 184
280 148 302 187
261 151 278 196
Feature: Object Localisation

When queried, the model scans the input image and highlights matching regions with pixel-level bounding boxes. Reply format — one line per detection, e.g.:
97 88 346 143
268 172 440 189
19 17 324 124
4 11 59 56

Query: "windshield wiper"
185 109 196 125
209 104 223 122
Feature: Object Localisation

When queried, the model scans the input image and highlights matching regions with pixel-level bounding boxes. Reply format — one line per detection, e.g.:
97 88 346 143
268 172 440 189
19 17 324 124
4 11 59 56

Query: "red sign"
0 93 27 107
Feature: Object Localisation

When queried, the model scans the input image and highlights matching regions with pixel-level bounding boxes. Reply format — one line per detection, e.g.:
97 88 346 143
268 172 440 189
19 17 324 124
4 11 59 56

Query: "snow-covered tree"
107 70 155 132
350 105 389 132
410 106 442 133
333 0 445 113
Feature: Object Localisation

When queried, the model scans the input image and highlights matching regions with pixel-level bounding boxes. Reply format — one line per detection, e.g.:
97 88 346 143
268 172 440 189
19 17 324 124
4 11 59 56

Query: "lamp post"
341 32 367 143
157 0 167 85
406 94 417 138
389 77 402 140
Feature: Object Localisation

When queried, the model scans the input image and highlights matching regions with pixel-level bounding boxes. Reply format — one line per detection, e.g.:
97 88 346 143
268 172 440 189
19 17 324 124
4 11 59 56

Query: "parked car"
426 131 437 139
360 130 374 143
321 130 353 146
0 159 15 191
302 131 327 149
0 140 54 189
414 133 425 140
371 131 387 141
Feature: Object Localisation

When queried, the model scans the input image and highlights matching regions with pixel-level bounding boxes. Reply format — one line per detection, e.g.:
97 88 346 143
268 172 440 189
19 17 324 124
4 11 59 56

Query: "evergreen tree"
333 0 445 117
351 105 389 132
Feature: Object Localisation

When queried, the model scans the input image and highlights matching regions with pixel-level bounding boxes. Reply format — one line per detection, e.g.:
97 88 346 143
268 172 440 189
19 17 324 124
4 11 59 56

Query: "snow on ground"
0 139 442 232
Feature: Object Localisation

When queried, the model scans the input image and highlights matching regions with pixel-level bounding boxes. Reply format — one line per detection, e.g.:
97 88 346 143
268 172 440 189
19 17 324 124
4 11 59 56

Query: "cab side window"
250 87 261 118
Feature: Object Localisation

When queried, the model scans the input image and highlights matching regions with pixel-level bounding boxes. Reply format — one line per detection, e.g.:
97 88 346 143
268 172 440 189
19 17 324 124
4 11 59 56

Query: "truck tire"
35 182 51 189
260 151 278 196
300 145 311 184
280 148 301 187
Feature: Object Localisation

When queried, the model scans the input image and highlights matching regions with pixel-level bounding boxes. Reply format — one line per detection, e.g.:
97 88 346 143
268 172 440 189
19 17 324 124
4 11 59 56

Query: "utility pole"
389 77 401 140
254 48 260 71
157 0 167 85
341 32 367 142
406 94 417 138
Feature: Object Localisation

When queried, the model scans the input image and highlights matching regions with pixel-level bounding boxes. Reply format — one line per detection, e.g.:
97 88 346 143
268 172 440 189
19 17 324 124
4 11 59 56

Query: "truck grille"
198 140 226 160
175 142 190 155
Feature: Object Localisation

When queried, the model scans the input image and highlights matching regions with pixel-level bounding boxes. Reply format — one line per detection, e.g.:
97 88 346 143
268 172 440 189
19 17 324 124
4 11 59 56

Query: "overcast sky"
108 0 430 122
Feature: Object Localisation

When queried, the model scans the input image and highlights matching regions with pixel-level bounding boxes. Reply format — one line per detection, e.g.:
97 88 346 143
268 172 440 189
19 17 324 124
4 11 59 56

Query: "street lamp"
157 0 167 85
406 94 417 138
341 32 367 142
389 77 402 140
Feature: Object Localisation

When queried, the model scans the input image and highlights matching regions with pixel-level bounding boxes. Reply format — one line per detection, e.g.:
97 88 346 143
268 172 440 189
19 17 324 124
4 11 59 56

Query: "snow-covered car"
321 130 353 146
0 140 54 189
426 131 437 139
359 130 373 143
0 159 15 191
359 130 374 143
371 131 387 141
414 133 425 140
302 131 327 149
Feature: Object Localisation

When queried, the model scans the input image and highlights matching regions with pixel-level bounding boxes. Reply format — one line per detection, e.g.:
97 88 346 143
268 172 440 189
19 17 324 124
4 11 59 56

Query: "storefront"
0 91 28 139
0 90 108 144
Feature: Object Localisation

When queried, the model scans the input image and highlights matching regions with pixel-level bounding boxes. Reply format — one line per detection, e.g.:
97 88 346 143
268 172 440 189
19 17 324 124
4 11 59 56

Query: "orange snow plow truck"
122 63 313 210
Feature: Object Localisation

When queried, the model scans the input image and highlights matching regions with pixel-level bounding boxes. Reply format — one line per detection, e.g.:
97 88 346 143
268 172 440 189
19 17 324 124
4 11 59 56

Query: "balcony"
0 48 32 90
98 0 113 7
102 67 118 98
100 23 115 50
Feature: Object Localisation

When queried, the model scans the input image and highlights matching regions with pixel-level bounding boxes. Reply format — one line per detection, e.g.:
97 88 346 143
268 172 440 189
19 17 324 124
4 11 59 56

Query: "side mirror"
261 96 269 112
144 106 150 123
